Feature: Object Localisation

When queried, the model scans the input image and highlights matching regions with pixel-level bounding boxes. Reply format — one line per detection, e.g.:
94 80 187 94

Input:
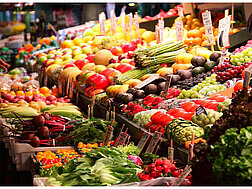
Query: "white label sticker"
202 11 215 46
175 19 183 41
218 15 231 49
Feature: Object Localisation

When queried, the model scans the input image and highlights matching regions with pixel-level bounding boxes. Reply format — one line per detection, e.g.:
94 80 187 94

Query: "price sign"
121 11 126 34
99 12 106 35
155 25 160 43
134 12 141 39
137 132 151 152
243 70 251 90
178 7 184 18
202 11 215 46
135 75 160 89
110 10 116 35
146 131 162 154
217 15 231 49
187 133 195 164
102 125 114 146
164 75 172 97
116 132 128 146
168 139 174 162
159 18 164 43
175 18 183 41
196 106 208 116
128 13 133 40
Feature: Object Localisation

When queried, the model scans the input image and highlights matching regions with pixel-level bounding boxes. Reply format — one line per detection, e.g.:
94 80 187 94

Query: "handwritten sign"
217 15 231 49
159 18 164 43
178 7 184 18
137 132 150 152
155 25 160 43
116 132 128 146
134 12 141 39
196 106 208 116
110 10 116 35
168 139 174 162
102 125 114 146
128 13 133 40
243 71 251 90
135 75 160 89
146 131 162 153
202 11 215 46
121 11 126 34
175 18 183 41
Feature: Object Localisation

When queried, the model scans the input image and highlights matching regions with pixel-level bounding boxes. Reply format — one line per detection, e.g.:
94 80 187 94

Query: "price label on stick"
243 70 251 90
99 12 106 35
116 132 128 146
137 132 151 152
159 18 164 43
196 106 208 116
121 11 126 34
114 124 125 147
146 131 162 154
175 18 183 41
128 13 133 40
155 25 160 44
217 15 231 50
202 10 215 46
168 139 174 163
178 7 184 18
110 10 116 35
134 12 141 39
187 133 195 164
102 125 114 146
164 75 172 96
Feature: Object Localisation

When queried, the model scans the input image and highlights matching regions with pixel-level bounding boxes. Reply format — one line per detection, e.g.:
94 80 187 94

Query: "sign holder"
145 131 162 154
137 132 151 153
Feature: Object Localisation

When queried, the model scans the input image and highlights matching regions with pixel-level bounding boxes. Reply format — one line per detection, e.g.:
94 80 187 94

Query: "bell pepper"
88 74 109 89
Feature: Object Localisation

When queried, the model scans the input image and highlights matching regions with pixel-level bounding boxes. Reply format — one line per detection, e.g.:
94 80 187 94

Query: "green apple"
73 49 82 57
38 56 47 65
82 46 92 54
47 54 55 59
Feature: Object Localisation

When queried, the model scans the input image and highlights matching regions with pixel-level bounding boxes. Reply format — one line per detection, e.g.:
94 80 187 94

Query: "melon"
94 49 113 66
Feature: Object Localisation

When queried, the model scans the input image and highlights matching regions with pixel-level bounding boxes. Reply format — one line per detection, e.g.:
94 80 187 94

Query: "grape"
240 57 245 62
237 61 242 66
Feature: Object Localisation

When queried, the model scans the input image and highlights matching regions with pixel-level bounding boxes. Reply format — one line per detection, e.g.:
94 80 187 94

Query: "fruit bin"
12 141 74 171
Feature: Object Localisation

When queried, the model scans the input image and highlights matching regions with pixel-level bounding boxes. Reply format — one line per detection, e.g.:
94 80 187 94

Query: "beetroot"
32 115 45 128
38 126 49 139
20 132 34 140
31 136 40 147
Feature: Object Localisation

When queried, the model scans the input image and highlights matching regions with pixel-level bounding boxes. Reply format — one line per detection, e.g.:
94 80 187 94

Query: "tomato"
145 121 153 130
87 74 109 89
74 59 88 69
234 81 243 92
180 102 196 112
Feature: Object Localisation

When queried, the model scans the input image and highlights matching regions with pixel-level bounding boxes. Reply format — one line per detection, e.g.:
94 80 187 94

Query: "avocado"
133 90 145 99
205 61 217 71
210 52 221 62
191 55 207 67
145 84 158 95
192 67 205 76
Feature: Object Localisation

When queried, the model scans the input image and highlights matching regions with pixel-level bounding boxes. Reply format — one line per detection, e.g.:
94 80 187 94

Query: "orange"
142 31 156 43
9 91 16 96
184 38 193 45
202 34 206 41
73 37 84 46
199 27 205 35
192 37 203 45
39 86 50 94
16 91 25 96
25 91 33 96
61 40 75 49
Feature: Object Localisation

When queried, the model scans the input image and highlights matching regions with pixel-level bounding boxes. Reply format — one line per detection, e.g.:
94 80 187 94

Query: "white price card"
99 12 106 35
159 18 164 43
134 12 141 39
178 7 184 18
217 15 231 49
175 18 183 41
110 10 116 35
155 25 159 43
121 11 126 34
128 13 133 39
202 11 215 46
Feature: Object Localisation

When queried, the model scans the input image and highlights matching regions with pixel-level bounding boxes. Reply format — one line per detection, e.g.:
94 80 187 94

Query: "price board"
134 12 141 39
217 15 231 49
102 125 114 146
146 131 162 154
196 106 208 116
110 10 116 35
202 11 215 46
137 132 151 152
128 13 133 40
175 18 183 41
116 132 128 147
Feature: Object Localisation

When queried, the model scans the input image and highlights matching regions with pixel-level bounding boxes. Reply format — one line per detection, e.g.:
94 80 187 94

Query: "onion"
38 126 49 139
32 115 45 128
31 136 40 147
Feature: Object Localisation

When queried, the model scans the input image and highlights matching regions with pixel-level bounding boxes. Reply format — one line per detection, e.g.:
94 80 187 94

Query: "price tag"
146 131 162 154
155 25 160 43
164 75 172 97
168 139 174 162
187 133 195 164
110 10 116 35
135 75 160 89
121 11 126 34
217 15 231 50
175 18 183 41
178 7 184 18
134 12 141 39
99 12 106 35
116 132 128 146
243 70 251 90
159 18 164 43
87 104 91 119
196 106 208 116
102 125 114 146
128 13 133 40
202 10 215 46
137 132 150 152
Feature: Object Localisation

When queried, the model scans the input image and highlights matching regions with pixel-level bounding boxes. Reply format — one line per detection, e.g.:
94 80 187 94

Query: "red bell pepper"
116 63 135 73
88 74 109 89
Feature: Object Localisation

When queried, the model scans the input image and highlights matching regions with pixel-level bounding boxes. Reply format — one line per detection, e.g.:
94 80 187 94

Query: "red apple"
109 46 124 56
64 63 76 69
85 54 95 63
51 100 57 105
47 95 57 101
74 59 88 70
25 95 33 102
5 94 14 102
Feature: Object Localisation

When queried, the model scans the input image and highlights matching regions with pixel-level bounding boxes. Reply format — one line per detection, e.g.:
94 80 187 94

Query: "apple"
5 94 14 102
47 95 57 101
82 46 92 54
12 98 19 103
25 95 33 102
74 59 88 70
47 54 55 59
16 95 25 100
73 49 82 56
45 100 51 105
109 46 124 56
85 54 95 63
64 63 76 69
51 100 57 105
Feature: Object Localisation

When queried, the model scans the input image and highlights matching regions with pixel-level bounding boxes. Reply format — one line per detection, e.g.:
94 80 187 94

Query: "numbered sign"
202 11 215 46
137 132 150 152
146 131 162 153
196 106 208 116
175 18 183 41
217 15 231 49
102 125 114 146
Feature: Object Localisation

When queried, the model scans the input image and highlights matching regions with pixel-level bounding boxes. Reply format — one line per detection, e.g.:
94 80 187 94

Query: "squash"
172 63 192 73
